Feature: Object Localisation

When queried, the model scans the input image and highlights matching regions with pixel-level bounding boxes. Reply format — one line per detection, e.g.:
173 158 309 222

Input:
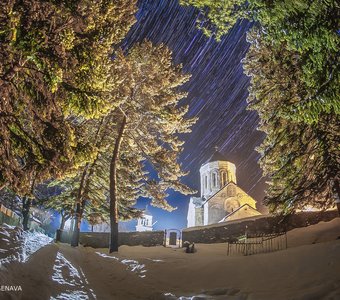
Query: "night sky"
118 0 267 231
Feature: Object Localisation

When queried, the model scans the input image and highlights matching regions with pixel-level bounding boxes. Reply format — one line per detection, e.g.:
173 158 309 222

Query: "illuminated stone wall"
59 230 164 248
183 210 339 244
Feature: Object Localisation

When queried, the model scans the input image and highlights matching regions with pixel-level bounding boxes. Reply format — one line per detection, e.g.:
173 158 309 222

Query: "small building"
136 209 154 232
187 150 261 227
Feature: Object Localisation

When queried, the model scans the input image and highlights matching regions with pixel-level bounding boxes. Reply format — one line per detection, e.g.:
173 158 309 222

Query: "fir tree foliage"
44 180 76 230
107 41 196 252
0 0 137 194
0 187 21 212
243 32 339 213
48 114 144 245
111 41 196 210
248 0 340 124
180 0 246 41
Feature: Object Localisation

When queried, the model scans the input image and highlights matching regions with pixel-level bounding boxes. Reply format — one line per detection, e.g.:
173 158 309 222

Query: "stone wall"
59 230 72 244
58 210 339 247
59 230 164 248
182 210 339 244
119 231 164 247
80 232 109 248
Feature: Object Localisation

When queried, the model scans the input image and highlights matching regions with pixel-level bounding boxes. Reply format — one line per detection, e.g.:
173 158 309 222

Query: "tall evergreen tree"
50 129 143 245
180 0 246 41
44 182 75 232
107 41 196 252
243 31 339 212
0 0 137 195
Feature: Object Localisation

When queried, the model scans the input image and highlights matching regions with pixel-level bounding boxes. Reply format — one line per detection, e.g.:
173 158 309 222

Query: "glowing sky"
121 0 266 230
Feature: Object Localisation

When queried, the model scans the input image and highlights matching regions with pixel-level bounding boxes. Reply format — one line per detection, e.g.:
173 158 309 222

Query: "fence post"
244 227 248 256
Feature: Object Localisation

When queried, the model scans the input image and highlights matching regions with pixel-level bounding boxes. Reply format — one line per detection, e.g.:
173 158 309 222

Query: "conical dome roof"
204 151 228 164
201 147 236 166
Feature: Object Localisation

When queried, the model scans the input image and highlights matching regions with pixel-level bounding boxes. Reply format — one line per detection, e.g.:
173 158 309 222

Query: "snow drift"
0 218 339 299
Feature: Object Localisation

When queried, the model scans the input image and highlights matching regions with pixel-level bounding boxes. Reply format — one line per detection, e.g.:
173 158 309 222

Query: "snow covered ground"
0 218 340 300
0 224 52 265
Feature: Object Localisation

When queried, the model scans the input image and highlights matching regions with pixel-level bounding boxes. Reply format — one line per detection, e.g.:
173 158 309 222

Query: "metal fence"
227 232 287 256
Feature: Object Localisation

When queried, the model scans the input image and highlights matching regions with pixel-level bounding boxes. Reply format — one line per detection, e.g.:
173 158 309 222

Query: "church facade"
187 151 261 228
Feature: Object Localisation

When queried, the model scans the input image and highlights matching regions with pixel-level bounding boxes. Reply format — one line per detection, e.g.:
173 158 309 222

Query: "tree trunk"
71 166 89 247
22 196 31 231
71 117 106 247
56 214 67 242
333 179 340 217
109 115 127 253
71 212 81 247
60 214 67 231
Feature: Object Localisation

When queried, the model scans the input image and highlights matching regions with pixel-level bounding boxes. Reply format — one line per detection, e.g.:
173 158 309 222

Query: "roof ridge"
219 203 259 222
202 181 237 205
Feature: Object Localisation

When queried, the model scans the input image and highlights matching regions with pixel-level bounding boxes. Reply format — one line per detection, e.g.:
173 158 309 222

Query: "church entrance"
164 229 182 248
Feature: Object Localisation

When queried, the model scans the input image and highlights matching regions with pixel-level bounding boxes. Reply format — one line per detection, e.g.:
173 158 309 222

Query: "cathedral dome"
203 150 232 165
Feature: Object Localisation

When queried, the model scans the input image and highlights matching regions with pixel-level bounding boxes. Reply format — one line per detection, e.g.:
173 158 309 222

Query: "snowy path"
1 219 340 299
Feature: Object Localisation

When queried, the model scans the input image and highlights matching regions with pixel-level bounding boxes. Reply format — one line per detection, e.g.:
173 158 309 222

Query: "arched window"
212 173 217 187
201 175 205 193
205 175 208 189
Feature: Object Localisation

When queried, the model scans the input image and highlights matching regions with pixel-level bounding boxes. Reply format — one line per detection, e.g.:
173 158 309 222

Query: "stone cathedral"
187 151 261 228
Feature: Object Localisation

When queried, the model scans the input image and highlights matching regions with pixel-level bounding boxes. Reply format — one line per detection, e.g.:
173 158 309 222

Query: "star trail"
122 0 267 230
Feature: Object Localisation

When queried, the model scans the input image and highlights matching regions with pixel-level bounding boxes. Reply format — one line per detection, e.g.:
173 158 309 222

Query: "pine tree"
0 0 137 195
248 0 340 123
44 182 75 232
85 206 109 232
180 0 247 41
243 30 339 213
107 41 196 252
47 114 142 246
50 131 144 245
245 1 340 212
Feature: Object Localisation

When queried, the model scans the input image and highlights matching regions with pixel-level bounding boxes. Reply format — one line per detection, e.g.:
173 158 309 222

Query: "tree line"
1 0 338 253
0 0 195 252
